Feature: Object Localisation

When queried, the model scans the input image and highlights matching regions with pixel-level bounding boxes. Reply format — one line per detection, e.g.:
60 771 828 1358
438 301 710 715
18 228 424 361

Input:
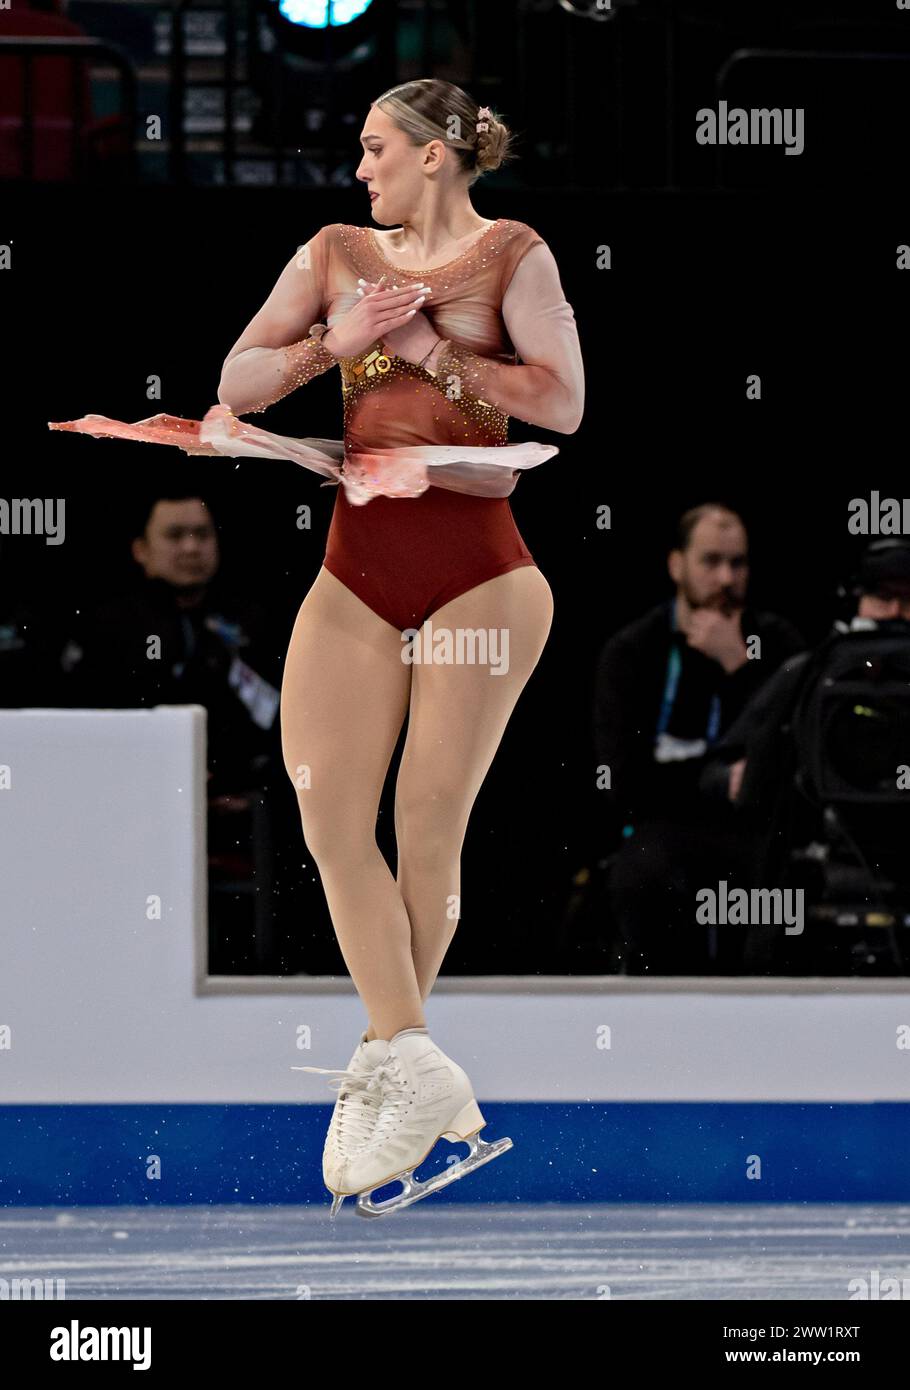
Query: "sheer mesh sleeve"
218 224 339 416
433 240 584 434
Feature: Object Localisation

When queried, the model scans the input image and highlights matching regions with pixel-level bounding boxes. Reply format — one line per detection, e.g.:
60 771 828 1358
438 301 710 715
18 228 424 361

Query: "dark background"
2 0 909 973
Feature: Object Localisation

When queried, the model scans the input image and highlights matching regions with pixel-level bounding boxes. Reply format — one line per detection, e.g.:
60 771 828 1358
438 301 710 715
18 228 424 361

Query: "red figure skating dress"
50 218 584 630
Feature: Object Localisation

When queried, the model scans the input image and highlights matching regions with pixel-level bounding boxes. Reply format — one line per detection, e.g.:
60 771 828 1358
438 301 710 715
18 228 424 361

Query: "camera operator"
699 538 910 968
701 539 910 809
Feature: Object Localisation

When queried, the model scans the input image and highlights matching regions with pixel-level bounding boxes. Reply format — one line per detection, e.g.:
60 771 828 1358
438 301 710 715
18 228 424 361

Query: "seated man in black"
593 502 805 973
63 487 281 797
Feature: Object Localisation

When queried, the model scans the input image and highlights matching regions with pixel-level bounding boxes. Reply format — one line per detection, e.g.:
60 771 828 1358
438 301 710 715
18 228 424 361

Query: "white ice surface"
1 1204 908 1300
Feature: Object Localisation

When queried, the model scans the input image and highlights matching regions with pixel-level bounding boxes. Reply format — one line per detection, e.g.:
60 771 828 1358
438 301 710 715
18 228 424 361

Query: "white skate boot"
292 1031 391 1216
336 1028 513 1218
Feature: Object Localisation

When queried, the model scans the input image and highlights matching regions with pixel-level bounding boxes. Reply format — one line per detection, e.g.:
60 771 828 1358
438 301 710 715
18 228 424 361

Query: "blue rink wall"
2 711 910 1207
1 1102 910 1206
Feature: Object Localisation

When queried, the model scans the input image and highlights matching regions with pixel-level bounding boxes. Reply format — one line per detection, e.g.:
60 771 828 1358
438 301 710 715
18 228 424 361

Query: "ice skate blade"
354 1131 513 1219
329 1192 346 1217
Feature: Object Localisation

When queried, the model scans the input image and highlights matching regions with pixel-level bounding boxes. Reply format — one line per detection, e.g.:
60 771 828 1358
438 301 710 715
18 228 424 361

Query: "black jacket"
64 576 281 793
698 651 812 810
593 600 805 841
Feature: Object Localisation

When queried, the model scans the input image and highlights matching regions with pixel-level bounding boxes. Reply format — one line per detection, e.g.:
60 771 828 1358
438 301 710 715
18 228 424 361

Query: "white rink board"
1 709 909 1106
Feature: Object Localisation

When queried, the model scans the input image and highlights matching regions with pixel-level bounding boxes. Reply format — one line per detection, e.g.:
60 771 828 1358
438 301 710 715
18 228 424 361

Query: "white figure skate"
292 1031 391 1216
332 1029 513 1218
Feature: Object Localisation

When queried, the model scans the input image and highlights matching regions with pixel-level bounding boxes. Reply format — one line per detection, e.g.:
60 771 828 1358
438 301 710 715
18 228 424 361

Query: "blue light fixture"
276 0 374 28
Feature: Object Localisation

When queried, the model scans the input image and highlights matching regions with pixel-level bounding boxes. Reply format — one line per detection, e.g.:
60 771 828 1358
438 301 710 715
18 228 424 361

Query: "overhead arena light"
269 0 375 28
258 0 381 62
557 0 637 19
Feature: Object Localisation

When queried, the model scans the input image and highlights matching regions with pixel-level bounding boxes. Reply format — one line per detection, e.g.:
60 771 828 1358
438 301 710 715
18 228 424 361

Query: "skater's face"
668 512 749 613
356 105 456 223
132 499 219 589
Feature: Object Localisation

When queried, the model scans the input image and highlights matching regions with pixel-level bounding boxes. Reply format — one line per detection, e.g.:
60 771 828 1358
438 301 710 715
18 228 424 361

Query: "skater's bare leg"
394 567 554 1001
281 566 425 1042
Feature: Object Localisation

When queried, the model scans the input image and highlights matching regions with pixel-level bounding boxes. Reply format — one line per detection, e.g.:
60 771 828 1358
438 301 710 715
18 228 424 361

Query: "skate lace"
290 1064 381 1147
363 1055 412 1146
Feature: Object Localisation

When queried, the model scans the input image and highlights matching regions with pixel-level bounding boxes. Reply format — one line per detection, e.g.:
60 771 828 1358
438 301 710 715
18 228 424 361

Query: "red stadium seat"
0 3 128 180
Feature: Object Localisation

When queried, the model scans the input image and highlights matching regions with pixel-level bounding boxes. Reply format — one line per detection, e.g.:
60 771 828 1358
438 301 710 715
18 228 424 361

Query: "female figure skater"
51 79 584 1217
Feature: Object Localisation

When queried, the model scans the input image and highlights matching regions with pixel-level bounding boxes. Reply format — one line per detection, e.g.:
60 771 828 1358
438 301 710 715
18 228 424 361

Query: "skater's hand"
323 277 433 359
351 277 441 367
